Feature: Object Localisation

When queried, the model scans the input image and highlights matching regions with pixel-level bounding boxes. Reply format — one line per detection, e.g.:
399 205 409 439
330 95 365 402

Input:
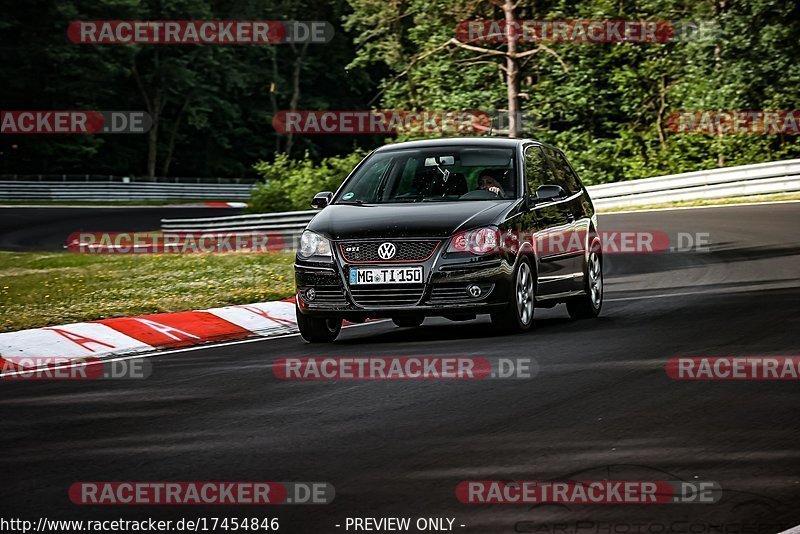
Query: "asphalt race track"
1 202 799 533
0 206 243 251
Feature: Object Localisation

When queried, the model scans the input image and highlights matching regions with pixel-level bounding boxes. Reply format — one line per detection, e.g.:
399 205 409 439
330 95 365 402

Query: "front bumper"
294 241 514 320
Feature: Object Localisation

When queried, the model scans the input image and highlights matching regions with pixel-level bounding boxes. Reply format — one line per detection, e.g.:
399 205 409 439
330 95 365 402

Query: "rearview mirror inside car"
311 191 333 209
424 155 455 167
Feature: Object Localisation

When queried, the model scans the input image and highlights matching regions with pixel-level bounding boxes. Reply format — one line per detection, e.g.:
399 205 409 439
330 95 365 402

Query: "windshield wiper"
337 200 364 205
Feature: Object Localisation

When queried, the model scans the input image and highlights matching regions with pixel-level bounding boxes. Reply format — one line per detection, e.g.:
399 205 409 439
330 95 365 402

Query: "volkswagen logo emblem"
468 284 482 298
377 242 397 260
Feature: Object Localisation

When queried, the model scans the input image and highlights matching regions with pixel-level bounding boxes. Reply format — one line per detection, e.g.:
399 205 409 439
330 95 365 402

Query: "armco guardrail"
0 174 257 184
0 181 253 201
162 210 317 247
589 158 800 209
160 159 800 244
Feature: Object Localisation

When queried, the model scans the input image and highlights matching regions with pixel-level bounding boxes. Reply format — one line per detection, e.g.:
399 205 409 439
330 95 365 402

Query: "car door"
522 144 574 296
541 147 587 285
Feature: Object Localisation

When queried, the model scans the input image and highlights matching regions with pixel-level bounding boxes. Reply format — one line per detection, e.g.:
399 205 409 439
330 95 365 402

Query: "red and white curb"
0 299 298 373
201 201 248 208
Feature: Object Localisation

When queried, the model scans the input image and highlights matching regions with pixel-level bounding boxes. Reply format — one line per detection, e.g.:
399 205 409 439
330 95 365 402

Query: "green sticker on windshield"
342 192 354 200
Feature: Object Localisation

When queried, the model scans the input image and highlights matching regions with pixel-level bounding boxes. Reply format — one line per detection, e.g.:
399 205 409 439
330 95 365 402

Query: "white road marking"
601 198 800 216
606 281 800 302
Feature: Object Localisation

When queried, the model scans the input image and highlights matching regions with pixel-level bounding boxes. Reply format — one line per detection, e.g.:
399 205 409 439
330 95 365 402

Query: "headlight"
447 227 500 255
298 230 332 259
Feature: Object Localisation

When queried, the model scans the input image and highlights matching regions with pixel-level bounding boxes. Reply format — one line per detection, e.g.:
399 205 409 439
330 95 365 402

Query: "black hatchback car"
294 137 602 342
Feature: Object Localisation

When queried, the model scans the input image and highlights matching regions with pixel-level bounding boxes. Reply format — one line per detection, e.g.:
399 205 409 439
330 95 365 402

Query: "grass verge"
0 251 295 333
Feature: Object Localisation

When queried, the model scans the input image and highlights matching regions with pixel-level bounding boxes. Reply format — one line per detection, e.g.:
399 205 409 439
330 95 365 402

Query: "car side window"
544 148 581 194
390 157 419 197
347 156 390 201
524 145 556 195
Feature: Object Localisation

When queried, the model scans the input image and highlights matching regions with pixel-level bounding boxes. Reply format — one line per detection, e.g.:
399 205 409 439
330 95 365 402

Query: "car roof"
373 137 554 152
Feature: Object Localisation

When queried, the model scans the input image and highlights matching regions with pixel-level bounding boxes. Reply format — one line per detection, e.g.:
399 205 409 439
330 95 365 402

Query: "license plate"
349 267 423 285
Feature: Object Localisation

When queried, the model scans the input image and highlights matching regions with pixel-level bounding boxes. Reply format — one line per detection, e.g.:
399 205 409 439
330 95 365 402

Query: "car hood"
306 201 517 240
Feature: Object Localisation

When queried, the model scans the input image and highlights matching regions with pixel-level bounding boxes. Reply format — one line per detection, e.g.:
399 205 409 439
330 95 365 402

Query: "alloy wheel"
516 261 534 326
588 251 603 308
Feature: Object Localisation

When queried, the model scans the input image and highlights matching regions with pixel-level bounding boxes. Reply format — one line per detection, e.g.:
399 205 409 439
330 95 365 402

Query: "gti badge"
377 242 397 260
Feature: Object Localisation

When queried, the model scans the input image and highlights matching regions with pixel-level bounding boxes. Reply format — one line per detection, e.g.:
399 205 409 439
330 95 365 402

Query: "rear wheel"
491 257 535 333
392 316 424 328
296 305 342 343
567 245 603 320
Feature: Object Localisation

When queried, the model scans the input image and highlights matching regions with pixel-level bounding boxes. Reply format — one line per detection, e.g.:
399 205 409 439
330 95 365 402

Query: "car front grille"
428 283 494 304
339 240 440 263
349 284 425 307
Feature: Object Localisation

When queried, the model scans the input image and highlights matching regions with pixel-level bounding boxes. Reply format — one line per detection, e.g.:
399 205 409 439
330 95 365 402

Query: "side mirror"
311 191 333 209
534 184 566 203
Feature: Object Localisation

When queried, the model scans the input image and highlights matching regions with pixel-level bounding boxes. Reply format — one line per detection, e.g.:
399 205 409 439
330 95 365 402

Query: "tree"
444 0 567 137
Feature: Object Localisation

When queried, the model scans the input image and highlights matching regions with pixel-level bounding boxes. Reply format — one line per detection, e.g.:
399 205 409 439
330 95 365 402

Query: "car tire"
491 256 535 333
392 316 424 328
296 304 342 343
567 238 603 320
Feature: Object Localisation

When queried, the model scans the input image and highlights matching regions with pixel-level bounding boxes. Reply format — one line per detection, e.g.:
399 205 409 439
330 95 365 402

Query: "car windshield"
334 146 517 204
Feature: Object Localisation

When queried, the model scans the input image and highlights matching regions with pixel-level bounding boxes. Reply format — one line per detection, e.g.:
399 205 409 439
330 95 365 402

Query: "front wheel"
296 305 342 343
567 246 603 320
491 257 535 333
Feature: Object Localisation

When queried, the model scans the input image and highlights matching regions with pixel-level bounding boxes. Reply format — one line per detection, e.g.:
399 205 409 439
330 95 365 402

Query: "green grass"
598 192 800 213
0 251 296 333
